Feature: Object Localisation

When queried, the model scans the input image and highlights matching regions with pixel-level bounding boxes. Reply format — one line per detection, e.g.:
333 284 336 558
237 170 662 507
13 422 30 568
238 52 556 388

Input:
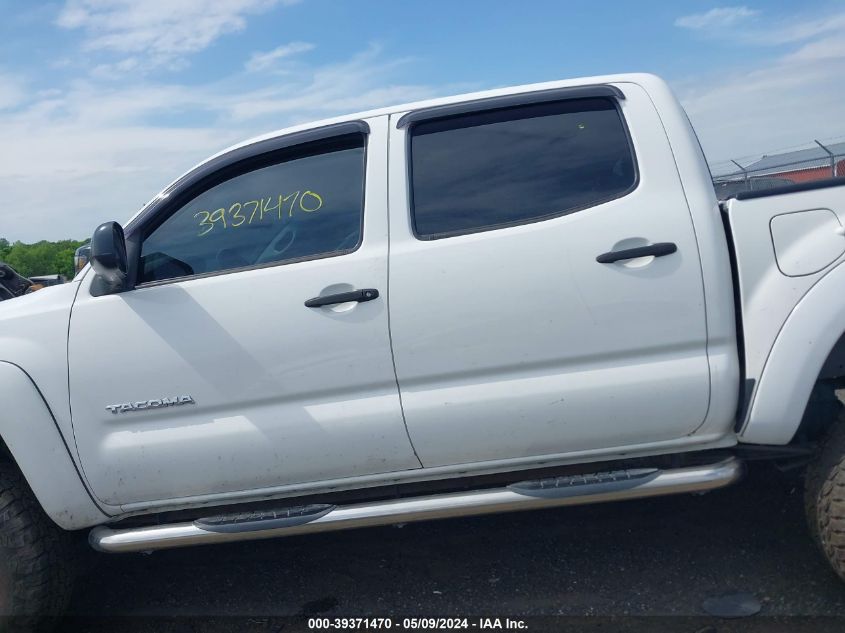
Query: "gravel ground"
57 462 845 631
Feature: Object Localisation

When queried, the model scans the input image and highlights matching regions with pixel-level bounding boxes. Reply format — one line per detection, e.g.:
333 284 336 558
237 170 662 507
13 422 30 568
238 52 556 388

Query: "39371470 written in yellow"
194 190 323 236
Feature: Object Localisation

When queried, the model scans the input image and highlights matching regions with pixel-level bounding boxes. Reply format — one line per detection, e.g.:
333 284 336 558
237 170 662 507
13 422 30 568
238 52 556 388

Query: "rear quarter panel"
727 183 845 443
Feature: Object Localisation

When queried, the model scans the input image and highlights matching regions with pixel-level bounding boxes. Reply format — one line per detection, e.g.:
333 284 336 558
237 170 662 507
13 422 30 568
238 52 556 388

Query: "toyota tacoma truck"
3 73 845 621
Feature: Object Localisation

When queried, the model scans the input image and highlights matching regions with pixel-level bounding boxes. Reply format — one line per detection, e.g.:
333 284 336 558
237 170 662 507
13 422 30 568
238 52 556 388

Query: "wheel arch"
740 261 845 445
0 361 109 529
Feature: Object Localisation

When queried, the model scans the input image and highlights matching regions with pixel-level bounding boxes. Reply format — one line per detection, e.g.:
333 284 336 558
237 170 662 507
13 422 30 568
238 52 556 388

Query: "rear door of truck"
386 82 712 467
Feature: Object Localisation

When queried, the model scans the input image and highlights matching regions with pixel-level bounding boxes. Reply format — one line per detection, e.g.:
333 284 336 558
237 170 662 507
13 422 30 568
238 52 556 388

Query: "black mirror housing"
90 221 129 292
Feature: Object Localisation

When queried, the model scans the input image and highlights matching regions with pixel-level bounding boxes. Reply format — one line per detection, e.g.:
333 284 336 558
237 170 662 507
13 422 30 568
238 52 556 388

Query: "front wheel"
805 410 845 581
0 461 75 627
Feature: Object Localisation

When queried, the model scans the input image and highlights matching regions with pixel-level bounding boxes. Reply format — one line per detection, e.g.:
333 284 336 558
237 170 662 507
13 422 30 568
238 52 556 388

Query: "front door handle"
305 288 379 308
596 242 677 264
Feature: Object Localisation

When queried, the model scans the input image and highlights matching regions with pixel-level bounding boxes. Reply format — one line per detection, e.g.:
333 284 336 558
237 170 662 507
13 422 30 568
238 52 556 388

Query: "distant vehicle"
28 274 67 288
0 262 31 301
74 244 91 275
3 73 845 625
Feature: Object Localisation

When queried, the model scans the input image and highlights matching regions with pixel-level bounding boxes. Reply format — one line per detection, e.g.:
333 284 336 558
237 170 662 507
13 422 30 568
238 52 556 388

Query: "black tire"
0 460 75 628
805 408 845 580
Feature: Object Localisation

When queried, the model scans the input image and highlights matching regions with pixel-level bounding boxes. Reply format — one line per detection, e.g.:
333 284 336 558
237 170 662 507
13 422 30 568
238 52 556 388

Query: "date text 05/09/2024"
307 618 528 630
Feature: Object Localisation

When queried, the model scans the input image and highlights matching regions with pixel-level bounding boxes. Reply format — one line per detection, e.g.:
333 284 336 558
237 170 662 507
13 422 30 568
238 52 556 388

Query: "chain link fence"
710 138 845 198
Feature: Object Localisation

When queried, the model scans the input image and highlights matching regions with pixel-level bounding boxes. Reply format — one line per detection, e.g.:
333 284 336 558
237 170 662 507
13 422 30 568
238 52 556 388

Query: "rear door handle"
596 242 677 264
305 288 379 308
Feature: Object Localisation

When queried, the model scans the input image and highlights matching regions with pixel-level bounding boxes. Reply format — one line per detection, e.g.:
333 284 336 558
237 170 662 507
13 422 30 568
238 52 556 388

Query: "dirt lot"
58 463 845 632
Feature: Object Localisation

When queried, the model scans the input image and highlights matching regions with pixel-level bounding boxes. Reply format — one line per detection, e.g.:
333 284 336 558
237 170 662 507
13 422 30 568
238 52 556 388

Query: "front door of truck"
387 83 711 467
68 117 421 507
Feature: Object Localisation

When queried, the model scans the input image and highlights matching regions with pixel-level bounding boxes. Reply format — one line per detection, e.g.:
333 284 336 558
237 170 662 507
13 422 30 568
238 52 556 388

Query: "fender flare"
0 361 109 529
741 261 845 444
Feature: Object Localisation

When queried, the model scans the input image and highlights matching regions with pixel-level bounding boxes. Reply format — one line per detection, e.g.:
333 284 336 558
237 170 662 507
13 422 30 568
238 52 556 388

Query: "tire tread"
806 410 845 580
0 461 75 621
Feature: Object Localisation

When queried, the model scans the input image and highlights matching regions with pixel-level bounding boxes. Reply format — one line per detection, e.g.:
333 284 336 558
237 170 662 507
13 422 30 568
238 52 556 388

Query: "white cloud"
55 0 291 72
0 72 27 110
245 42 314 72
90 56 141 80
229 45 439 121
6 2 838 244
785 35 845 63
675 5 845 47
675 6 759 30
0 47 452 242
744 13 845 46
0 2 456 242
677 10 845 163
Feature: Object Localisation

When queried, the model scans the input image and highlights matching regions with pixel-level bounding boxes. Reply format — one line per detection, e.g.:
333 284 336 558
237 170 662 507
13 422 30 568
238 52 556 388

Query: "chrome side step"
90 457 742 553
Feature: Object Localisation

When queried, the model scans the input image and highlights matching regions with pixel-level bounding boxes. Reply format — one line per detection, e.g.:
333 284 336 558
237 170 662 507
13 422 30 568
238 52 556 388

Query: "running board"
90 457 742 553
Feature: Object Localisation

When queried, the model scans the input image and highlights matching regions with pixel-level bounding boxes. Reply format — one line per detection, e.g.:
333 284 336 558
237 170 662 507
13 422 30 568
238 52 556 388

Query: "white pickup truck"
2 73 845 620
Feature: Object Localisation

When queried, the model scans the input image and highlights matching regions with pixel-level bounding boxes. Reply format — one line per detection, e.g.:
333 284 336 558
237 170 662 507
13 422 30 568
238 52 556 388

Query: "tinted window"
140 138 365 283
409 98 636 238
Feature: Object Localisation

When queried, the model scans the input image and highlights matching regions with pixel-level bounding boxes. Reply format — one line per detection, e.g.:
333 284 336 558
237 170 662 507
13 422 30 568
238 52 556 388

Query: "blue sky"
1 0 844 241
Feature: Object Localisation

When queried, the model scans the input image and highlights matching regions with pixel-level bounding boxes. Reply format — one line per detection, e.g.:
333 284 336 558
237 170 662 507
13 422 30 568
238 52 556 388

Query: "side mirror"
90 221 129 292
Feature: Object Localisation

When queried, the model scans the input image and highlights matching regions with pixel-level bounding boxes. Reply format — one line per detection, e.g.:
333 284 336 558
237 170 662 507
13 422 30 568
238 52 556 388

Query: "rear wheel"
805 409 845 580
0 461 75 627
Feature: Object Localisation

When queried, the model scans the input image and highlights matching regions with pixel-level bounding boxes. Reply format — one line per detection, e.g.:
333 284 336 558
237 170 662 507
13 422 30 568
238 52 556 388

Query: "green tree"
0 238 88 280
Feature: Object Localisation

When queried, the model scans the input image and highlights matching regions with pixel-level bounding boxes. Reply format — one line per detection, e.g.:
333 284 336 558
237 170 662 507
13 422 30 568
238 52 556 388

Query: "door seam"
385 114 423 468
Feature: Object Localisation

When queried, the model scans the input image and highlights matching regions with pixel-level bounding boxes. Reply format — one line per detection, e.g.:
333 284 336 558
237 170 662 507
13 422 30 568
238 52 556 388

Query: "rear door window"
409 98 637 239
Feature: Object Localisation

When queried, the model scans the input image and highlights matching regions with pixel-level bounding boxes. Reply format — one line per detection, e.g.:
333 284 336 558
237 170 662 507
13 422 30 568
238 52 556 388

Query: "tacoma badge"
106 395 195 414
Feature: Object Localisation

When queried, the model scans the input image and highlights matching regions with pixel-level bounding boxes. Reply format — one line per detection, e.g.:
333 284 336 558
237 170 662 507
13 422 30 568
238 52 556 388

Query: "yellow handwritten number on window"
229 203 246 227
194 189 324 236
194 211 214 236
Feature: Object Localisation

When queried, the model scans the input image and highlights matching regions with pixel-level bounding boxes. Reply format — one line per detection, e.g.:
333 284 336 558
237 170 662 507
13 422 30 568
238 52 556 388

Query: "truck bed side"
725 179 845 443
